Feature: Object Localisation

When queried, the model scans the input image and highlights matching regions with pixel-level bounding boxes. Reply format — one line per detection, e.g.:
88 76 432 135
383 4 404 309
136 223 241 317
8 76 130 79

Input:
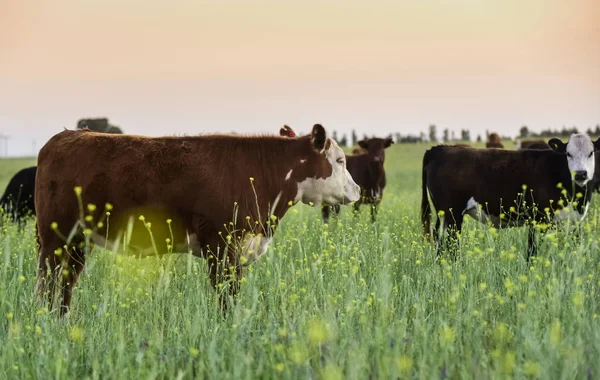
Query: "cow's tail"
421 149 432 240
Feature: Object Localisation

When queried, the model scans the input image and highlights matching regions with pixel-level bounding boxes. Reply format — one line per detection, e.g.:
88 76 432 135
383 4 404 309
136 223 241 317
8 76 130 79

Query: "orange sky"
1 0 599 156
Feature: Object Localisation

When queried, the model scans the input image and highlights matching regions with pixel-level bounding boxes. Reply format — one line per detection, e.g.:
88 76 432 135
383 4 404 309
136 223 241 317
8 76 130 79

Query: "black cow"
0 166 37 228
519 140 600 194
421 134 600 260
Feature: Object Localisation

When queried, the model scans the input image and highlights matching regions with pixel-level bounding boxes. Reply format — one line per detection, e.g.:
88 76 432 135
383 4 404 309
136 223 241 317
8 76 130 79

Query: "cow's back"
424 146 569 216
36 130 197 249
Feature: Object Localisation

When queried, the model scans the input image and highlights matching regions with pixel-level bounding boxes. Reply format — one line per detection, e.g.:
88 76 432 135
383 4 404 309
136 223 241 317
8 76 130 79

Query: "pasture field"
1 140 600 380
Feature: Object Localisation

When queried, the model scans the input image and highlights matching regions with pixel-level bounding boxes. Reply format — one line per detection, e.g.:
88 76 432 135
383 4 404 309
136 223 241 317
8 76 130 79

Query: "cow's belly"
462 196 526 228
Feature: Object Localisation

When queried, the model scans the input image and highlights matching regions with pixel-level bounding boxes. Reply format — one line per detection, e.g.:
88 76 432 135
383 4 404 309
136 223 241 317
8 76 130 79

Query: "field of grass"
1 141 600 379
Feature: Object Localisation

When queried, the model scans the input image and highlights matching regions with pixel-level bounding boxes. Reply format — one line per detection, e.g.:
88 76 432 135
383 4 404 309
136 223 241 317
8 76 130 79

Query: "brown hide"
35 126 339 314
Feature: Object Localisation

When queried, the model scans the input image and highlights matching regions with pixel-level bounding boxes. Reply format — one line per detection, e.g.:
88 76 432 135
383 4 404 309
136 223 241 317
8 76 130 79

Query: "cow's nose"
575 170 588 181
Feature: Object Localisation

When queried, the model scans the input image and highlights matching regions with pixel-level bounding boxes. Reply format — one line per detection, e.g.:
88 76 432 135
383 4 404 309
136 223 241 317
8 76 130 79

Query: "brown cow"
35 125 361 315
516 139 548 150
486 132 504 149
279 126 392 222
351 147 367 155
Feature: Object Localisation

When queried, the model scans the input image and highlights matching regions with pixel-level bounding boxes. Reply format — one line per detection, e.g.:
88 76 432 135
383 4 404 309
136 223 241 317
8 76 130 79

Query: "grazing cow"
35 125 361 315
278 126 392 222
486 133 504 149
421 133 600 260
0 166 37 228
516 139 547 150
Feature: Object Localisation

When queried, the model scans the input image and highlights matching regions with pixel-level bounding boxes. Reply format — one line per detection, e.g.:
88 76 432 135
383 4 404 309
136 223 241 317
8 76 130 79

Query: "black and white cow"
421 134 600 260
519 139 600 194
0 166 37 228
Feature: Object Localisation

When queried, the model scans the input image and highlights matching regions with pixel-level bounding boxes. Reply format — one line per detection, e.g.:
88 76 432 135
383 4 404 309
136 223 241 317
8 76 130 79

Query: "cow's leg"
59 244 89 316
353 202 361 217
36 242 62 312
206 244 241 316
333 204 341 215
321 206 330 224
527 226 538 262
371 201 380 223
438 212 463 260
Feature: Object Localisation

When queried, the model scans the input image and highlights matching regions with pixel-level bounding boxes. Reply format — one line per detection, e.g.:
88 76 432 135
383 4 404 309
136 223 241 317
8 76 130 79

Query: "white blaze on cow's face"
296 138 361 206
565 134 595 187
550 134 600 188
294 124 361 206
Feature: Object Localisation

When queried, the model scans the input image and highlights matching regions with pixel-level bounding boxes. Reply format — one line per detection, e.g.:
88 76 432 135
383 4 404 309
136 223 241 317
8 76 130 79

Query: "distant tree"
395 132 401 143
451 130 456 141
595 125 600 136
428 124 438 142
485 129 490 139
332 130 339 143
519 125 529 138
419 132 426 142
351 129 358 146
339 134 348 147
587 128 593 136
461 129 471 141
476 134 482 143
442 129 449 143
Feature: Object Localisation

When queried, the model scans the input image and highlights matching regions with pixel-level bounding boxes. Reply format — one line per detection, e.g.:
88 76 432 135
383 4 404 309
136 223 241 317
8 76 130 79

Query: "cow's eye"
336 158 344 165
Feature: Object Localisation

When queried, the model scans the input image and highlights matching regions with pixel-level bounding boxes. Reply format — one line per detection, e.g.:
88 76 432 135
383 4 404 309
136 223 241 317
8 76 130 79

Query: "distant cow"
352 147 367 155
421 133 600 260
0 166 37 228
486 133 504 149
516 139 547 150
327 136 393 222
76 118 123 134
279 126 392 222
35 125 361 315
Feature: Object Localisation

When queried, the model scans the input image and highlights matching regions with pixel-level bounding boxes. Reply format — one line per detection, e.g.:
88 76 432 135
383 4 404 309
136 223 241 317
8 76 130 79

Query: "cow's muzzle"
575 170 588 183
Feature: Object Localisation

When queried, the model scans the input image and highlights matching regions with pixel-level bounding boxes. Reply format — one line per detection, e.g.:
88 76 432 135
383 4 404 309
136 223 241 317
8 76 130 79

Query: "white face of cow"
567 135 595 187
294 125 361 206
550 134 600 188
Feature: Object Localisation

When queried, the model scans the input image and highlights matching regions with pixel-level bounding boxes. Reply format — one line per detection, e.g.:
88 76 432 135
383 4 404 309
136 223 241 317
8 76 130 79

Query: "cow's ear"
593 137 600 152
311 124 327 151
358 140 368 149
280 125 296 137
548 138 566 154
385 137 394 148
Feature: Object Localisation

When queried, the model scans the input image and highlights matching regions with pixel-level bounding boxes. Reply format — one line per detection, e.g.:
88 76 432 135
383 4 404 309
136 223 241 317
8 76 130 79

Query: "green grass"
1 142 599 379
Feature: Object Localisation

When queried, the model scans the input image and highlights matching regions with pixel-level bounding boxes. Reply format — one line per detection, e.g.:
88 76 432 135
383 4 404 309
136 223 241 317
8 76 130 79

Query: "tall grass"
1 144 599 379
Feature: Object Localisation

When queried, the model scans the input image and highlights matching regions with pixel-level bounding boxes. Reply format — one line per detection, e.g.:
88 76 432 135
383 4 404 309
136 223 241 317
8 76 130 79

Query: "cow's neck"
236 138 312 236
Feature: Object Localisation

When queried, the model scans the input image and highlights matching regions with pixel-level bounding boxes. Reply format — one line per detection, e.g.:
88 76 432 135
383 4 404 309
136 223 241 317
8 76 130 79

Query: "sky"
1 0 599 156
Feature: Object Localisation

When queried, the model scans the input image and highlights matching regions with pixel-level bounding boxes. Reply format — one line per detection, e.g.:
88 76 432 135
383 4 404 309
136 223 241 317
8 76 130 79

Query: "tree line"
328 124 600 147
